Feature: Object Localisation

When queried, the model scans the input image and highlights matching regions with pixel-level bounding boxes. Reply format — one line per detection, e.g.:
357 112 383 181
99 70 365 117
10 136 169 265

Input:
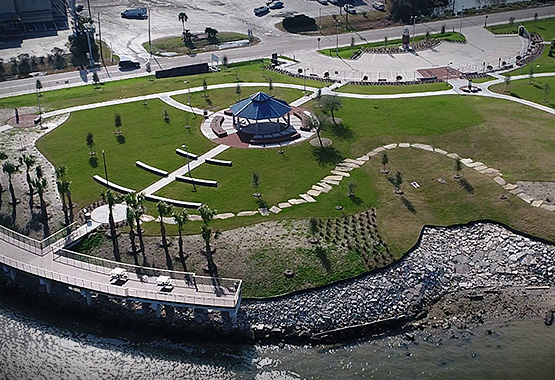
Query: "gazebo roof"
230 92 292 120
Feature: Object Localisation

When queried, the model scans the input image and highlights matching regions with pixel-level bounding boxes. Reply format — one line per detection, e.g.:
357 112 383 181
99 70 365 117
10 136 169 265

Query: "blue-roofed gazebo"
230 92 292 135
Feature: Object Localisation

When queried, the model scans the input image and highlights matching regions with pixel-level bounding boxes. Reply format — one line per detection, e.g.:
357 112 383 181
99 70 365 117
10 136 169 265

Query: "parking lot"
0 0 371 60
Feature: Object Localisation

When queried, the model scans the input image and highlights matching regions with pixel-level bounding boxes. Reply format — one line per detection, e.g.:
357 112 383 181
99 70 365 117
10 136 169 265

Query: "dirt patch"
517 181 555 205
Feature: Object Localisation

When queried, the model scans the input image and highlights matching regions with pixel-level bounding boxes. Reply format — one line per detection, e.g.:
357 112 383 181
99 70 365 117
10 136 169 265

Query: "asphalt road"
1 4 554 98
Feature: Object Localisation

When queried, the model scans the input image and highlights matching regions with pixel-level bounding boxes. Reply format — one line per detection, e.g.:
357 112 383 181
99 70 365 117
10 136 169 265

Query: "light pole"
303 68 309 92
484 15 488 28
148 8 152 56
102 149 109 182
447 61 453 81
411 16 416 47
181 144 196 192
459 7 464 35
335 20 339 56
184 80 195 121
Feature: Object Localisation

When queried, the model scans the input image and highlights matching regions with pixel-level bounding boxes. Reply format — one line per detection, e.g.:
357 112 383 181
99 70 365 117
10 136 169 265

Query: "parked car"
121 8 148 19
329 0 340 5
317 0 329 5
269 1 284 9
254 6 270 16
372 1 385 11
343 4 356 14
118 59 141 70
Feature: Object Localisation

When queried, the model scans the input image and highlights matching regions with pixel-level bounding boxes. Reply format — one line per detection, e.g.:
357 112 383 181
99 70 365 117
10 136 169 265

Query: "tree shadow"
315 246 332 272
329 123 353 140
89 156 98 168
311 146 344 165
349 194 362 205
401 196 416 214
255 197 268 209
116 134 126 145
458 178 474 194
204 97 212 106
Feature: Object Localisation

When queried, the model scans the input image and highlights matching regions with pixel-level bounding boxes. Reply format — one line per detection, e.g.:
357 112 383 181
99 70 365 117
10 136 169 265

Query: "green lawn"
144 32 253 56
487 17 555 40
36 99 214 207
490 76 555 109
338 82 451 95
0 59 328 111
469 76 496 83
320 32 465 59
172 86 305 112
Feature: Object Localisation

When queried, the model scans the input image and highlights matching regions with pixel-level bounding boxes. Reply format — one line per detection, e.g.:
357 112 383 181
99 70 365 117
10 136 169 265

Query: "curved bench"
176 175 218 187
144 194 201 209
251 132 300 145
205 158 233 167
135 161 168 177
93 175 135 194
175 149 198 160
211 115 227 137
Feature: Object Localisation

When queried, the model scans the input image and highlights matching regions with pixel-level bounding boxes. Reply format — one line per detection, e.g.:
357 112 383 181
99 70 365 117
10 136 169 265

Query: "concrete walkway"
140 144 230 197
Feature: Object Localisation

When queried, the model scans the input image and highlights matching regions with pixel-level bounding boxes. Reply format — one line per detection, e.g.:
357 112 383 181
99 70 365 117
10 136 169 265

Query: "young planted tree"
64 180 74 222
0 151 7 209
156 201 174 270
322 95 342 125
251 172 261 198
178 12 188 33
202 78 208 97
126 206 139 266
384 36 388 47
125 192 147 265
316 88 322 107
381 152 389 173
308 217 319 244
199 204 220 274
3 162 20 222
92 72 100 88
268 78 273 95
86 132 95 155
504 75 511 93
347 181 356 197
32 176 49 232
528 67 534 85
394 171 403 194
114 113 122 134
172 209 189 271
57 179 69 225
544 83 551 103
101 189 121 262
534 12 538 27
454 157 462 179
305 113 326 148
35 79 43 94
222 55 228 68
235 83 241 100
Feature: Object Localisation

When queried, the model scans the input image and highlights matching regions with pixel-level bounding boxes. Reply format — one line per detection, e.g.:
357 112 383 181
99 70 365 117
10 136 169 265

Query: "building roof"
230 92 292 120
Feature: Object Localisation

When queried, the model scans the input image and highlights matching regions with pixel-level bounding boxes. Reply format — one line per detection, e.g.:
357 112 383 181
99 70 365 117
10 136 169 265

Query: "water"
1 301 555 379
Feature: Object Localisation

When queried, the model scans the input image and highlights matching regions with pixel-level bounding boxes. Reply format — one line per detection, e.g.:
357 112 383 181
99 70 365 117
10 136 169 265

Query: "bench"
135 161 168 177
176 175 218 187
211 115 227 137
144 194 201 209
250 132 300 145
175 149 198 160
205 158 233 167
293 111 312 132
92 175 135 194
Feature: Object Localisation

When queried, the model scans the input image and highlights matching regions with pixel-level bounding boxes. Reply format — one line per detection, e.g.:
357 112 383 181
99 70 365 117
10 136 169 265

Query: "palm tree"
101 189 121 262
57 179 69 225
126 206 139 266
32 176 49 235
156 201 173 270
55 165 67 179
178 12 188 34
19 154 36 197
199 204 220 274
125 192 147 265
172 209 188 271
3 161 20 222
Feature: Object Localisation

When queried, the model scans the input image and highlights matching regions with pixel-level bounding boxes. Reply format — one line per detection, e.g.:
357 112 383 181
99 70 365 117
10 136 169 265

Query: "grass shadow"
89 156 98 168
458 177 475 194
311 146 344 165
116 134 126 145
401 196 416 214
315 246 332 272
329 123 354 140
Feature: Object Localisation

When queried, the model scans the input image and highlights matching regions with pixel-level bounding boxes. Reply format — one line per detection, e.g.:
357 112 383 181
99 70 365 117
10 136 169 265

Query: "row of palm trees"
102 189 219 275
0 153 73 234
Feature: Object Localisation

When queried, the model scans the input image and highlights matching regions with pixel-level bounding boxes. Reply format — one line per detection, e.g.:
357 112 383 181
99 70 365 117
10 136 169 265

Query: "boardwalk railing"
53 249 243 308
0 223 77 257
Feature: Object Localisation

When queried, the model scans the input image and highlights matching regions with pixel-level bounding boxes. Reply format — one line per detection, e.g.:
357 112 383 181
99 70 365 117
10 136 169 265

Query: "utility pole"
148 8 152 56
335 19 339 56
97 13 104 66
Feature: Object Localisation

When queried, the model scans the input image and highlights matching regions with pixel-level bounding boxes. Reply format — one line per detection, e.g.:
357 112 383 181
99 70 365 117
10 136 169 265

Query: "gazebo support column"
288 113 290 128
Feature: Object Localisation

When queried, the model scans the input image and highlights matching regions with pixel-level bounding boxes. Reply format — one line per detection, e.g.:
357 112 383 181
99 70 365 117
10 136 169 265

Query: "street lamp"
411 16 416 48
184 80 196 121
484 15 488 28
303 67 309 92
447 61 453 81
335 19 340 56
181 144 196 192
459 7 464 34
